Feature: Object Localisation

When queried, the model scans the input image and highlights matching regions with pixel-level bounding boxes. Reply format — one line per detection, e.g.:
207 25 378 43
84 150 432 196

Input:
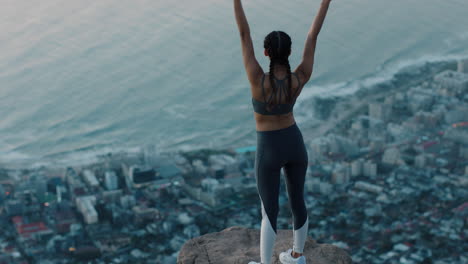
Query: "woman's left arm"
234 0 263 86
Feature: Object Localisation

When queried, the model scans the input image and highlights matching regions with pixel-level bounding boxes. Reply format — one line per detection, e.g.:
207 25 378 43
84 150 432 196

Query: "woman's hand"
234 0 249 36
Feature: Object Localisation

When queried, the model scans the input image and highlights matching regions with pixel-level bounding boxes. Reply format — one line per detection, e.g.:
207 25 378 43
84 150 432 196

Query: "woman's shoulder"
291 71 306 87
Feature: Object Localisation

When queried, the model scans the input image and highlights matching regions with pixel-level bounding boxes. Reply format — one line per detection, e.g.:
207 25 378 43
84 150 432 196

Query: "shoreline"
0 59 461 171
300 60 457 144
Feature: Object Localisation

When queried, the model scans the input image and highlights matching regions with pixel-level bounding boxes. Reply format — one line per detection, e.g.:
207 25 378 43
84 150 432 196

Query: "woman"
233 0 332 263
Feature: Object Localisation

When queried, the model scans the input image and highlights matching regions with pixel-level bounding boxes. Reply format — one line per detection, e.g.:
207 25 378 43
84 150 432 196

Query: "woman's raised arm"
295 0 332 85
234 0 263 86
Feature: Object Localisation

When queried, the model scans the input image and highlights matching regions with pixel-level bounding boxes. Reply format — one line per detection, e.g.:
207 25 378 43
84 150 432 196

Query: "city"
0 59 467 264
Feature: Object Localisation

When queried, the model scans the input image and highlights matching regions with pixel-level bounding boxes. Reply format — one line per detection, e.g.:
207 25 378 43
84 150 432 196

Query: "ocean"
1 0 468 168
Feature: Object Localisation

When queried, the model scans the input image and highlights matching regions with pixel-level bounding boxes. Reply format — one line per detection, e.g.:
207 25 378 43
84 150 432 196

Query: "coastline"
0 58 462 171
300 60 457 144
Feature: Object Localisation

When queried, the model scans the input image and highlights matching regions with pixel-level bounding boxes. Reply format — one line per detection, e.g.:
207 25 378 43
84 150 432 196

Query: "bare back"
252 71 306 131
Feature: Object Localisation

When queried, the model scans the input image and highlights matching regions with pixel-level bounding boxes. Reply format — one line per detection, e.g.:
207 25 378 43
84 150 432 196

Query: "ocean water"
1 0 468 168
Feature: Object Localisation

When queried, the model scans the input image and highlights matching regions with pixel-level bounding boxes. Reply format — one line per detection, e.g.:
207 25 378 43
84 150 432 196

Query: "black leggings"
255 122 309 263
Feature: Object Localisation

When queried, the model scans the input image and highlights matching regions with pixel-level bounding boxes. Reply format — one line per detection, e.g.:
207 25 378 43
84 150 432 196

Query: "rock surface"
177 226 353 264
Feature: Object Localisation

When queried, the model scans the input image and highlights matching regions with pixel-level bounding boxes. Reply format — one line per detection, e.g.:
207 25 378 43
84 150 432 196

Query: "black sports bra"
252 72 301 115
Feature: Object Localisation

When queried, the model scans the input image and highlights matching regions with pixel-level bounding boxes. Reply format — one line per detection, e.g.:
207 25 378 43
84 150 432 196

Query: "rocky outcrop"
177 226 353 264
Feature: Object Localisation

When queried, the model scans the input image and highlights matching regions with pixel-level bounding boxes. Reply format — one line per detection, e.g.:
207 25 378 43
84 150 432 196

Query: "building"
369 136 385 152
309 139 329 162
192 159 208 175
181 178 233 208
76 196 98 224
414 154 426 169
434 70 468 97
208 154 239 174
331 164 350 185
354 181 383 194
102 189 123 204
11 216 54 241
407 86 435 113
363 160 377 178
7 190 41 215
350 159 363 177
51 202 78 234
444 105 468 125
414 111 441 128
70 245 101 260
201 177 219 193
82 170 99 190
443 123 468 144
28 173 48 202
5 199 24 216
367 117 386 139
306 177 332 194
382 147 402 165
66 168 88 202
209 164 225 179
387 123 411 143
120 195 136 209
369 101 392 122
104 171 118 190
132 205 160 224
143 143 160 167
123 164 158 189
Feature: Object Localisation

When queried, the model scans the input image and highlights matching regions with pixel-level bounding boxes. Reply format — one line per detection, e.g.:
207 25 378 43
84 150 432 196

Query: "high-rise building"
104 171 118 190
143 143 160 167
27 172 48 202
76 196 98 225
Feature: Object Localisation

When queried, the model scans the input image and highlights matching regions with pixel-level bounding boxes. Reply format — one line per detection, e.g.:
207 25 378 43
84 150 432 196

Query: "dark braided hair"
263 31 293 111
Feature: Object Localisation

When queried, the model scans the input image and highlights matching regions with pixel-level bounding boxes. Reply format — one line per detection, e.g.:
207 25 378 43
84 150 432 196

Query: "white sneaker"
248 262 261 264
279 248 306 264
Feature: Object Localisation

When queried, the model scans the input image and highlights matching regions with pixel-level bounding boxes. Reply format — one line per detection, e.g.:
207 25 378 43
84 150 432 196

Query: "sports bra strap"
261 72 302 104
260 73 268 103
292 72 301 97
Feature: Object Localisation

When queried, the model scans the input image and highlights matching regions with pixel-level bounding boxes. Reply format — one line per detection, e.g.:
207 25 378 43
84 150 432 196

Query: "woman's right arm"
295 0 332 85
